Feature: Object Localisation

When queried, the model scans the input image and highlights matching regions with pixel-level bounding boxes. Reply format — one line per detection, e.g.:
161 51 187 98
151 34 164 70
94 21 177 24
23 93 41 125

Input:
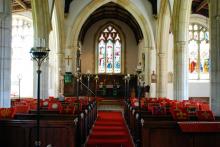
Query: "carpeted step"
95 121 124 126
86 111 134 147
89 130 129 139
86 138 130 147
92 126 126 131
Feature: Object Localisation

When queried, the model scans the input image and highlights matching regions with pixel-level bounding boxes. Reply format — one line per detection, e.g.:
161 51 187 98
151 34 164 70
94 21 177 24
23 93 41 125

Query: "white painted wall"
189 81 210 97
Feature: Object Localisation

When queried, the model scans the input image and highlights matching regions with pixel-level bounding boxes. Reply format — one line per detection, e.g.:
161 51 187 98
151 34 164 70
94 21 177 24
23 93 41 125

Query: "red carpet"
86 111 134 147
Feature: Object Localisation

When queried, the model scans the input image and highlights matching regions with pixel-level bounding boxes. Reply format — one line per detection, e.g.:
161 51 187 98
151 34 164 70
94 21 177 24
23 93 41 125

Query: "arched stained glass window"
188 23 209 80
11 15 33 97
98 25 121 74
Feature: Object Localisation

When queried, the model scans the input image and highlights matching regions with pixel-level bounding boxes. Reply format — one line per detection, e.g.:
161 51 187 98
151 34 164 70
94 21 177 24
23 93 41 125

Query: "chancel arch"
65 0 156 86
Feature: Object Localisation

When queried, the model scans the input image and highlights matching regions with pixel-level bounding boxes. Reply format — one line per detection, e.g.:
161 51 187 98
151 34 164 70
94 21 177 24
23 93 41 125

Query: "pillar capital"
175 41 188 52
157 53 166 58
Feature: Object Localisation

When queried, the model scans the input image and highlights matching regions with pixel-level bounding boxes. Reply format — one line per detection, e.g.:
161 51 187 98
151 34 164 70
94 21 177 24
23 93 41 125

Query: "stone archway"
65 0 155 84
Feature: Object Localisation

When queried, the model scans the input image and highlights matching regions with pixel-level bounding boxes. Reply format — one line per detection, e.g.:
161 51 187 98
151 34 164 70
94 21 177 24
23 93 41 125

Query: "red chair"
196 110 215 121
0 108 16 119
171 108 189 121
48 101 62 111
151 106 167 115
14 105 30 113
59 105 75 114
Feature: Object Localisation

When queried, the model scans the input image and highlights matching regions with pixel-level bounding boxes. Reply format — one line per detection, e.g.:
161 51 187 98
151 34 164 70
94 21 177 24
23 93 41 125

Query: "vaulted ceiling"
11 0 209 42
192 0 208 17
12 0 31 13
12 0 209 17
78 2 143 44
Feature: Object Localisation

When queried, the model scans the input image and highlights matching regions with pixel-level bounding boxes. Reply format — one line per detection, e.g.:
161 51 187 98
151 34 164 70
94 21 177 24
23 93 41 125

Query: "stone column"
0 0 12 107
148 47 156 97
57 53 64 94
210 0 220 115
157 53 167 97
173 0 191 100
31 0 51 98
173 41 188 100
143 47 150 85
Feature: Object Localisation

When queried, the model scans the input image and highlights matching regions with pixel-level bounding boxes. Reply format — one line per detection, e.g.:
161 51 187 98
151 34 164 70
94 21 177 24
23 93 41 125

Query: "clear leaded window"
11 15 33 97
98 25 121 74
188 23 209 80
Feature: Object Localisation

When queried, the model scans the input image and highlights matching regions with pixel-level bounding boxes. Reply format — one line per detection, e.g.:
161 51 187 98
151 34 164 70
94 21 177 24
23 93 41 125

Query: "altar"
63 73 137 98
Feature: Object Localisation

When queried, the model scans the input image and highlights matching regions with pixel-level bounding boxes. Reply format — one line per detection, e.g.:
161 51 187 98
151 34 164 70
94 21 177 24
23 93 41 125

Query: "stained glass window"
188 23 209 80
11 15 33 97
98 25 121 74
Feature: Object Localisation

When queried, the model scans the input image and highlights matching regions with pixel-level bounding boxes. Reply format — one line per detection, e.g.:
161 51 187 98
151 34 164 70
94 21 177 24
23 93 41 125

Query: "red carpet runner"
86 111 134 147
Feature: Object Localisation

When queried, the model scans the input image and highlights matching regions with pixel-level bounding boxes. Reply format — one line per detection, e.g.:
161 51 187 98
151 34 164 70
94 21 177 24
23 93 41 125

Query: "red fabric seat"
59 105 75 114
48 101 62 111
14 105 30 113
196 110 215 121
171 108 189 121
0 108 16 118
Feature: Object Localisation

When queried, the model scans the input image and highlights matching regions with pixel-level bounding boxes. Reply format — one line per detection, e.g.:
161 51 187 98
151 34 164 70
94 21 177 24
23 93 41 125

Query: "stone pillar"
31 0 51 98
148 47 156 97
0 0 12 107
157 53 167 97
210 0 220 115
173 41 188 100
57 53 64 94
173 0 191 100
143 47 150 85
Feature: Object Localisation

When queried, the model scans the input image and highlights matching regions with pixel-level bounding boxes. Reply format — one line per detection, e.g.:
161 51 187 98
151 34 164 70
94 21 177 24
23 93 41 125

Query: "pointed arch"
65 0 155 78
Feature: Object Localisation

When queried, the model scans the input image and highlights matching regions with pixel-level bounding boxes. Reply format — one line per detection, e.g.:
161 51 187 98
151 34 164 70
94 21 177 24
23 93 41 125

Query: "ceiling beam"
15 0 28 10
195 0 208 13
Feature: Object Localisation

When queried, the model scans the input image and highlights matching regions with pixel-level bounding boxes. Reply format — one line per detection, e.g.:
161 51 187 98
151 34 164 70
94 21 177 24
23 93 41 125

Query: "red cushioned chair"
59 105 75 114
40 99 50 107
151 105 167 115
196 110 215 121
0 108 16 119
14 105 30 113
48 101 62 111
147 103 160 112
199 103 210 111
171 108 189 121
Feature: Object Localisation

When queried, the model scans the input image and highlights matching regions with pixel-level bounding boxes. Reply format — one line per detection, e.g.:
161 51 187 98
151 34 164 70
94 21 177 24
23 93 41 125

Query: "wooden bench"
0 119 77 147
141 120 220 147
0 100 97 147
124 100 220 147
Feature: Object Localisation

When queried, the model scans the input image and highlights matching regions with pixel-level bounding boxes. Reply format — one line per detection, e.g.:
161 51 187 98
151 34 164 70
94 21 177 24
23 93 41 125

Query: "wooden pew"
1 100 97 147
0 119 77 147
141 120 220 147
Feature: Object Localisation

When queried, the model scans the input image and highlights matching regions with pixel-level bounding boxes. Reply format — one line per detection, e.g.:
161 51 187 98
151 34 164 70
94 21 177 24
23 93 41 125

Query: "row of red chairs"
1 96 95 118
129 97 214 121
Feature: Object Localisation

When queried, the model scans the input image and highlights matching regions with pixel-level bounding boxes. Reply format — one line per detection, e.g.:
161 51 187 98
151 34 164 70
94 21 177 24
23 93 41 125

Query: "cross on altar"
65 56 72 65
